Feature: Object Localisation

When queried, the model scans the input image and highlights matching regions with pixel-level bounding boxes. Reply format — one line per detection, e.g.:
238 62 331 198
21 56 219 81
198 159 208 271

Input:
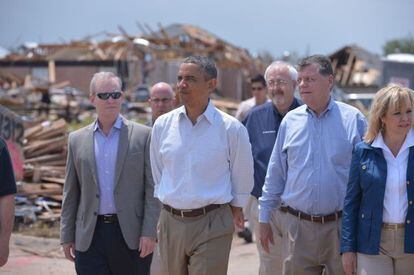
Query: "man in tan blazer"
60 72 160 275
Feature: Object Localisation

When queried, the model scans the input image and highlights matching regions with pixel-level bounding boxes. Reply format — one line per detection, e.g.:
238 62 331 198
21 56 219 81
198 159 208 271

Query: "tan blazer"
60 118 160 252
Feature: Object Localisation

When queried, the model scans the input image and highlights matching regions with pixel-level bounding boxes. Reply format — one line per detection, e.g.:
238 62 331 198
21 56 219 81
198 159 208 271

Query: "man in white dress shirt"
150 55 254 275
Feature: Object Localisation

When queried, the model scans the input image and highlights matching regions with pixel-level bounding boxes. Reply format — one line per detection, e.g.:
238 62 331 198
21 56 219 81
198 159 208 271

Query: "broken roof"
0 23 255 68
329 44 381 88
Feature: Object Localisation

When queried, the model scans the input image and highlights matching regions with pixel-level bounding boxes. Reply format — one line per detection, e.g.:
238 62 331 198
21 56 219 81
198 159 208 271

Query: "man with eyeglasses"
235 74 268 121
259 55 367 275
61 72 160 275
150 56 253 274
148 82 176 126
243 61 301 275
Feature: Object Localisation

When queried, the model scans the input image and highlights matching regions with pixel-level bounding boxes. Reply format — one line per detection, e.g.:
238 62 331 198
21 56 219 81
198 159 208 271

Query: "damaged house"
0 23 262 102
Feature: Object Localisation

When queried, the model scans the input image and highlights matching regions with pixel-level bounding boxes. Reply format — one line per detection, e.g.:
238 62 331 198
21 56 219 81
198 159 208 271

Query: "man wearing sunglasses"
148 82 176 126
235 74 268 121
61 72 160 275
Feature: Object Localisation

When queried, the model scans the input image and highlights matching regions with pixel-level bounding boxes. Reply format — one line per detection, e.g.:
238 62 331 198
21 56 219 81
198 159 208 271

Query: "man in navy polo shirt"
244 61 301 275
0 137 17 267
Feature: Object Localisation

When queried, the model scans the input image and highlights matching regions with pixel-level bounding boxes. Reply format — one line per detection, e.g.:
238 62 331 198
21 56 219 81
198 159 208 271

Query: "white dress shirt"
371 129 414 223
150 101 254 209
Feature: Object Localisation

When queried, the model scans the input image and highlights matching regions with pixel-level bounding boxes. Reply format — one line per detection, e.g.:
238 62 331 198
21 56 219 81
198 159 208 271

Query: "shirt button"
410 201 413 205
407 220 411 224
105 171 109 174
93 212 97 216
96 194 100 198
362 165 366 170
407 181 410 185
361 214 365 218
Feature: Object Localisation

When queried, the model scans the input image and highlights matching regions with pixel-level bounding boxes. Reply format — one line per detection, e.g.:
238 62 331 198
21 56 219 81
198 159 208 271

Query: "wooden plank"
24 135 66 153
41 177 65 185
341 51 356 86
25 154 64 164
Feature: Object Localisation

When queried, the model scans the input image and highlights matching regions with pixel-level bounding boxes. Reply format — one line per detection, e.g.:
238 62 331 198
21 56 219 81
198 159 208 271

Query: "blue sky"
1 0 413 57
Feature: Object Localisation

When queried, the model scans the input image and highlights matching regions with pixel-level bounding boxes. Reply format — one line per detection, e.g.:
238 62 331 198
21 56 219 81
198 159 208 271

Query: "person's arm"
0 194 14 267
60 134 80 261
228 123 254 229
341 145 363 275
149 121 162 196
0 140 17 267
341 145 362 253
140 130 160 258
258 120 288 252
258 120 288 223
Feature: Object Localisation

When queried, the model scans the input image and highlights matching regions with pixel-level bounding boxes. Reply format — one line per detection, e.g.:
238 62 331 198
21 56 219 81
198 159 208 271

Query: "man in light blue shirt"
259 55 366 275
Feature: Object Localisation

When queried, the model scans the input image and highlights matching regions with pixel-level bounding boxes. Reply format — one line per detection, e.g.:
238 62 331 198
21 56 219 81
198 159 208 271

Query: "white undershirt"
371 128 414 223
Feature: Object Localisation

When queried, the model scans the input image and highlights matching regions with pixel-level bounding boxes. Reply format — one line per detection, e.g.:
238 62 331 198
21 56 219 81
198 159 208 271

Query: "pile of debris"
15 119 68 223
0 23 265 101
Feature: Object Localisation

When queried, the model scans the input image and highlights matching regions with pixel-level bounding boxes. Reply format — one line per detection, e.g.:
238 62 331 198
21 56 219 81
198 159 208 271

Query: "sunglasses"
96 91 122 100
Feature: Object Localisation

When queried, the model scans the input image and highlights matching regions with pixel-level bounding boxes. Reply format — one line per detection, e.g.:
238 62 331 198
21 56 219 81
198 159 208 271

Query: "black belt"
280 206 342 223
97 214 118 223
163 204 223 218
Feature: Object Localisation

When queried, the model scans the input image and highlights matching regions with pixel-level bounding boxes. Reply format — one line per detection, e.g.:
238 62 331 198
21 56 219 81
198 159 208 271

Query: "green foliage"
383 35 414 55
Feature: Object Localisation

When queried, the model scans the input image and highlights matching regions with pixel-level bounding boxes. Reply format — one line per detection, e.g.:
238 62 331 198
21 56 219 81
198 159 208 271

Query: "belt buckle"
310 215 324 223
103 215 112 223
180 209 192 218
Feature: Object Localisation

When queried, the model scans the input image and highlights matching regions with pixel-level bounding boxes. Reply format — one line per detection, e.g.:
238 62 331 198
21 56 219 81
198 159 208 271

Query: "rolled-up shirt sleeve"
259 120 288 223
229 124 254 208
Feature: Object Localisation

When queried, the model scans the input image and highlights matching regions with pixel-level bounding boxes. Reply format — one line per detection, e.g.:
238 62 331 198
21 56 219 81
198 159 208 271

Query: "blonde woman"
341 84 414 275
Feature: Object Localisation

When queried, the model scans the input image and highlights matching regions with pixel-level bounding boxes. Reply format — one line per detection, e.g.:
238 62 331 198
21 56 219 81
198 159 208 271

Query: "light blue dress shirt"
94 115 123 215
259 98 367 223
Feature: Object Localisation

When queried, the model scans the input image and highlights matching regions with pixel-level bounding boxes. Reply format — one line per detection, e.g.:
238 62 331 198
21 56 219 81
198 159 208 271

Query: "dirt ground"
1 234 259 275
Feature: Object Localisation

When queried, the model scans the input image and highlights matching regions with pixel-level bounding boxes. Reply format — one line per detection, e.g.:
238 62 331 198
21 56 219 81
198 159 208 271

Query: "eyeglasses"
150 98 172 104
96 91 122 100
251 87 264 91
266 79 289 88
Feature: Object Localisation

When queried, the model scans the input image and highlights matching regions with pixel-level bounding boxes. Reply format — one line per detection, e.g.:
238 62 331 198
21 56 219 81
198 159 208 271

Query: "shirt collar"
372 128 414 154
178 100 216 125
371 132 387 151
93 115 123 132
306 96 334 117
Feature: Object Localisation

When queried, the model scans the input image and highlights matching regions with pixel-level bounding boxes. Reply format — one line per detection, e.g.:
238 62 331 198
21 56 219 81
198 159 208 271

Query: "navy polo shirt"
0 138 17 197
243 98 301 199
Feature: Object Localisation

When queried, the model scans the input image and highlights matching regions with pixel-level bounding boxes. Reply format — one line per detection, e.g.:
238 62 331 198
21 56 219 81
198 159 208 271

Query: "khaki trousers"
248 195 283 275
281 210 344 275
158 204 234 275
357 227 414 275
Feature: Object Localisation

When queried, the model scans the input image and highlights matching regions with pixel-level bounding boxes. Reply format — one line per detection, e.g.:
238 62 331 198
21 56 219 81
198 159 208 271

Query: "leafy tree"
383 34 414 55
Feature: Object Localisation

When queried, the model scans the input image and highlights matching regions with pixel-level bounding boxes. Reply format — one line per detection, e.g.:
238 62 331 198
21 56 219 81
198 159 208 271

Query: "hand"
259 222 274 253
0 240 9 267
342 252 357 275
230 206 244 229
62 242 76 262
139 236 156 258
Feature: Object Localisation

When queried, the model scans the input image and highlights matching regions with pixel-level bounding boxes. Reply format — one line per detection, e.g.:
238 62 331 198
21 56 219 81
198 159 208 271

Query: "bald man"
148 82 175 126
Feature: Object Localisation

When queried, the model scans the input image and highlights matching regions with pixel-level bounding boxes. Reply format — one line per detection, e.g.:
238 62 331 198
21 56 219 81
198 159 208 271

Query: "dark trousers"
75 220 152 275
